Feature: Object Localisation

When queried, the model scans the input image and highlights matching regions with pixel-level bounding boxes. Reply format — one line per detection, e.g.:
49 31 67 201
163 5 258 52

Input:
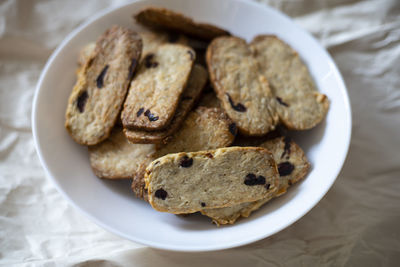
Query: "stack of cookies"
65 7 329 225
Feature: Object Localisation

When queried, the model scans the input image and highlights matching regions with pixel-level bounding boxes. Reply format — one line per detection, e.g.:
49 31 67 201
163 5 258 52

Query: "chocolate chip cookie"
124 64 207 144
145 147 279 214
121 44 195 131
65 25 142 145
134 7 230 40
206 36 279 135
251 35 329 130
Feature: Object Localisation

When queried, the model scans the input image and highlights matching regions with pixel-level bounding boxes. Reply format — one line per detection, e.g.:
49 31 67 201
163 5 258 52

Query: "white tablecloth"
1 0 399 266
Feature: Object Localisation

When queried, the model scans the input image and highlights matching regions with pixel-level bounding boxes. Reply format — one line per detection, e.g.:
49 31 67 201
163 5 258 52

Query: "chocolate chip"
205 153 213 159
144 54 158 68
137 107 144 117
257 175 266 185
144 109 159 121
276 97 289 107
145 53 153 62
76 91 88 113
128 58 137 80
265 183 271 190
244 173 266 186
201 202 206 207
226 93 246 112
228 123 237 136
278 162 295 176
179 156 193 168
155 189 168 200
281 137 292 159
96 65 109 88
187 50 194 60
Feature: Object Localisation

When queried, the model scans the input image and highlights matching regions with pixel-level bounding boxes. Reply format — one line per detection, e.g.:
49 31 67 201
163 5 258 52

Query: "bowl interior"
32 0 351 251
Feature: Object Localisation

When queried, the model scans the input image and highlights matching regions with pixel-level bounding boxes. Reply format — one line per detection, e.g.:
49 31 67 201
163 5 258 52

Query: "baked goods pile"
65 7 328 225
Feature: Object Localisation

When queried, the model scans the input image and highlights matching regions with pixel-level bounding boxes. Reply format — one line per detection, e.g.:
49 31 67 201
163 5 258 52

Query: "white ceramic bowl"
32 0 351 252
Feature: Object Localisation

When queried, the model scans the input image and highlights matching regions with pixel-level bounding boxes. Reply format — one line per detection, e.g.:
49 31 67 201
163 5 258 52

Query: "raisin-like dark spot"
76 91 88 113
245 173 256 183
276 97 289 107
167 32 179 43
201 202 206 207
181 96 192 101
205 153 213 159
144 54 158 68
187 50 194 60
136 107 144 117
288 180 293 186
244 173 266 186
265 183 271 190
228 123 237 136
155 189 168 200
281 137 292 159
128 58 137 80
257 175 266 185
145 53 153 63
179 156 193 168
226 93 246 112
144 109 159 121
278 162 295 176
96 65 109 88
154 161 160 165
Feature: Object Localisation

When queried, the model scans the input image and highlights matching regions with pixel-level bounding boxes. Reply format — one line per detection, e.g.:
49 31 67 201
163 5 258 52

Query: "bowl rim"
31 0 352 252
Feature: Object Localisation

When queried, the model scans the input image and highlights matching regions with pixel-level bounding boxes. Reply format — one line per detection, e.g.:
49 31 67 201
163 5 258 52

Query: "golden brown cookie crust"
65 25 142 145
124 64 207 144
145 147 279 214
206 36 279 136
251 35 329 130
121 44 195 131
134 7 230 40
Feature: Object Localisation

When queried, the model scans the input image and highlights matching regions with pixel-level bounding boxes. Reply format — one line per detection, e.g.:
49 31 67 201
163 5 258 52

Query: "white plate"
32 0 351 252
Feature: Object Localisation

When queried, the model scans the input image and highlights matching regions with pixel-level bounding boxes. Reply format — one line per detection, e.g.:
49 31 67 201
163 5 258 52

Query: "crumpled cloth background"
1 0 399 266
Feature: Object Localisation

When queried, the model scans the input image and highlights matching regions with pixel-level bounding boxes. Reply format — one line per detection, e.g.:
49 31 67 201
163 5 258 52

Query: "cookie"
124 64 207 144
134 7 230 40
140 30 188 56
65 26 142 145
201 200 272 226
88 128 155 179
251 35 329 130
145 147 279 214
131 106 235 200
206 36 279 136
154 107 235 156
121 44 195 131
201 137 310 225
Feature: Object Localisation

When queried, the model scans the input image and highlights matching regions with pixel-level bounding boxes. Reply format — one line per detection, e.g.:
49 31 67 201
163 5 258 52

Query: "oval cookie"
65 26 142 145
